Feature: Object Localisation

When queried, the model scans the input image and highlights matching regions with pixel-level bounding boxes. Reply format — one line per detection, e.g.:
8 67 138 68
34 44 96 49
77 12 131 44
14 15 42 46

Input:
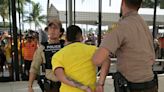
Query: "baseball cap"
48 19 62 29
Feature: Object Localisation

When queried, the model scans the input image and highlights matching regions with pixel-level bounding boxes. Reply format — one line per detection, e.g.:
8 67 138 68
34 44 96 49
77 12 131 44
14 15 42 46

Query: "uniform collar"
121 11 138 19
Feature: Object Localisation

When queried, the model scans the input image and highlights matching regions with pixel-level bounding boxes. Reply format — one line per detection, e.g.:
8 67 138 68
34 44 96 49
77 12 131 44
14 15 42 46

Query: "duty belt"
128 75 158 90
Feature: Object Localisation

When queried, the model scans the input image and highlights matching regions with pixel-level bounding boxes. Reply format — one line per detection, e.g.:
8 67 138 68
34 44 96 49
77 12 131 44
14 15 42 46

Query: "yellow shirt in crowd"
52 42 97 92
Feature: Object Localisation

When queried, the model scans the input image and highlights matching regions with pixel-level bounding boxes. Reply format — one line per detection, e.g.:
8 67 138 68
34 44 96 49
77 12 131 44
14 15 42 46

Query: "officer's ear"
75 33 83 42
80 36 83 42
60 28 65 33
119 9 122 17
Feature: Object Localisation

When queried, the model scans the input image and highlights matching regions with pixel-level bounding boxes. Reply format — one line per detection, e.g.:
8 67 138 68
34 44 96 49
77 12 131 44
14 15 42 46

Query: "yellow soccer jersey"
52 42 97 92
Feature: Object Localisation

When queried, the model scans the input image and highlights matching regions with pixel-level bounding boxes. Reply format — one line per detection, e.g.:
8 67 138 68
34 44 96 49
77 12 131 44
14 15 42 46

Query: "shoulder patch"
107 23 118 33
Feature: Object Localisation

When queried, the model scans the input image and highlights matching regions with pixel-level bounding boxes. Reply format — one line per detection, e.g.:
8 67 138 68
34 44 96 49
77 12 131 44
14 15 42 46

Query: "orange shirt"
23 41 37 61
159 37 164 48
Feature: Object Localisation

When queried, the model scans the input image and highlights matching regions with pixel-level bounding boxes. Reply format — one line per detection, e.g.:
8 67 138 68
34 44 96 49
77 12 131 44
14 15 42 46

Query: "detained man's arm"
96 58 111 92
92 47 111 92
54 68 92 92
92 47 110 65
98 58 111 85
92 47 111 84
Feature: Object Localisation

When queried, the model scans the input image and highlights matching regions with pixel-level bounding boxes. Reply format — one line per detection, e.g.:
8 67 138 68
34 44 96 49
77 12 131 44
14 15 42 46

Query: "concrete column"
67 0 73 26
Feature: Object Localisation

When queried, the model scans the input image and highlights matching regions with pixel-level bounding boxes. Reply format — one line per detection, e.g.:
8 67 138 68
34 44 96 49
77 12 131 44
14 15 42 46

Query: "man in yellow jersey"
51 25 97 92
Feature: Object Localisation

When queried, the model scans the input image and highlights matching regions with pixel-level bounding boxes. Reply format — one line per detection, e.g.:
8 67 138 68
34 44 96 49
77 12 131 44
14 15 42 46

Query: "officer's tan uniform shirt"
30 45 58 81
100 11 155 83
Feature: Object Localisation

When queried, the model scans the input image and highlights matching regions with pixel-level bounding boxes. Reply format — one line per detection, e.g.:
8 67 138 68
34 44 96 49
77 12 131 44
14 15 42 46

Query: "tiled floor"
0 74 164 92
0 81 41 92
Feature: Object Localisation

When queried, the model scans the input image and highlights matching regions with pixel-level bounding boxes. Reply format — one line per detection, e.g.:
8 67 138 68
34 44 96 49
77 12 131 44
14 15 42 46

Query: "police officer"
28 19 64 92
92 0 158 92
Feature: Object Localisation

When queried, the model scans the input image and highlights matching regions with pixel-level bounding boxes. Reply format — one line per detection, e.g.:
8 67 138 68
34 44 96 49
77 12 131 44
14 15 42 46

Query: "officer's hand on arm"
55 68 92 92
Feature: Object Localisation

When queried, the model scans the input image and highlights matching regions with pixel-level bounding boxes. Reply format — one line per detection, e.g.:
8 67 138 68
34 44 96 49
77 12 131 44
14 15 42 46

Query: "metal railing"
97 58 164 76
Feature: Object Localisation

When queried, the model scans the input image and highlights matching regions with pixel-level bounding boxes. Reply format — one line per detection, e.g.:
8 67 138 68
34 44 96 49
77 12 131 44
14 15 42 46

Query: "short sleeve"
30 46 44 74
51 51 64 72
89 46 97 55
100 25 125 54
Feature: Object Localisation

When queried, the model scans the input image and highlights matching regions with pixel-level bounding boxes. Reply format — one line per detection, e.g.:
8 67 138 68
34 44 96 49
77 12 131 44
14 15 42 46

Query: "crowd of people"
0 0 164 92
154 35 164 59
0 24 98 80
0 30 39 79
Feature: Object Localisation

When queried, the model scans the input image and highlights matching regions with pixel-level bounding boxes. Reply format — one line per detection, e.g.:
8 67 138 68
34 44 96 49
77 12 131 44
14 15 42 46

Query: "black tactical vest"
42 40 64 69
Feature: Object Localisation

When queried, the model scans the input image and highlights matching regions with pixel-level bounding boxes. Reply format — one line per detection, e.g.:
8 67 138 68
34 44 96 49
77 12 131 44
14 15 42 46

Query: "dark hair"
60 28 65 38
44 27 48 32
66 25 82 42
124 0 142 10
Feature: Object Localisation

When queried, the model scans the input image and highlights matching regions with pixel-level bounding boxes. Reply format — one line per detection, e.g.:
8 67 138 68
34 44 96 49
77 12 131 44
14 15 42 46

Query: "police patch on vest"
44 45 61 53
44 44 62 69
